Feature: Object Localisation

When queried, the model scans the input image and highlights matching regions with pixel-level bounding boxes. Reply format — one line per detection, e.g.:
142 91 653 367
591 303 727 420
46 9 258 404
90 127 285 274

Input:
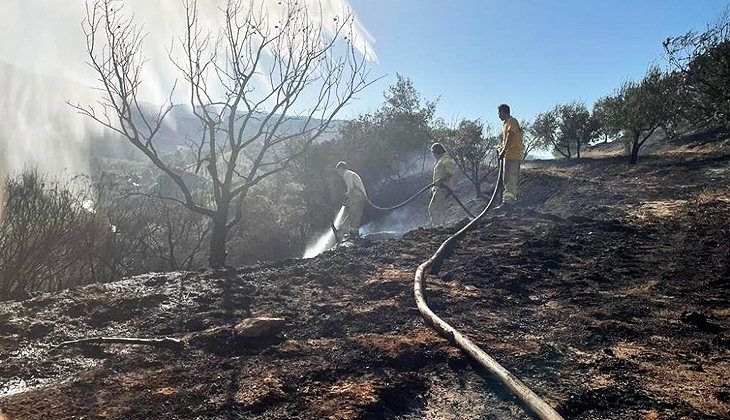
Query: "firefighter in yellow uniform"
429 143 455 226
497 104 523 204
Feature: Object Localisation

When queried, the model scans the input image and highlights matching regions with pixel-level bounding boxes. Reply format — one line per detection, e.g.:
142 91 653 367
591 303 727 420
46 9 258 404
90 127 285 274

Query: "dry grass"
631 200 688 220
696 186 730 205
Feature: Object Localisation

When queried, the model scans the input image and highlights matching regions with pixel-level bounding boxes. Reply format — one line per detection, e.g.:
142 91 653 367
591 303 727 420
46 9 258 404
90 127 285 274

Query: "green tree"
603 66 678 164
555 101 598 158
664 7 730 130
531 110 561 157
592 95 623 143
520 119 542 161
338 74 437 186
531 101 597 159
439 119 498 197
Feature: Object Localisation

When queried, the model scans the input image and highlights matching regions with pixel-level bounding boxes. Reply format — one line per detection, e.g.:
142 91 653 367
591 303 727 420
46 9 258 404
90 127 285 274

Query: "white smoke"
360 205 424 237
0 0 376 189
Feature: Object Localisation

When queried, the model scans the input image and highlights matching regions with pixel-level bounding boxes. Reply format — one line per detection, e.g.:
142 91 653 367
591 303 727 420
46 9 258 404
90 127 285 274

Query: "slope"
1 131 729 419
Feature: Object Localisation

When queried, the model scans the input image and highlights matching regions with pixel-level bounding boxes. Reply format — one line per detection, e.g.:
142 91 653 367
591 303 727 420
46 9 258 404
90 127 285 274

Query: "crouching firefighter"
335 161 366 241
429 143 455 227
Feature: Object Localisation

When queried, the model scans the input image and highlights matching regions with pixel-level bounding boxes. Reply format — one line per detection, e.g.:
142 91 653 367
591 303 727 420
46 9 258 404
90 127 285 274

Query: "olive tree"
664 7 730 130
519 119 542 161
439 119 498 197
592 95 623 143
72 0 373 267
531 101 597 159
555 101 598 158
603 66 678 164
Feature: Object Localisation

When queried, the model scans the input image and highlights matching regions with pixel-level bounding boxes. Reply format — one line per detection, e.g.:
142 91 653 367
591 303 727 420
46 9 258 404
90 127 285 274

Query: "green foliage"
530 110 560 157
338 74 437 185
438 119 498 197
664 7 730 130
592 95 623 143
530 101 597 159
556 101 598 158
519 119 541 161
601 65 678 163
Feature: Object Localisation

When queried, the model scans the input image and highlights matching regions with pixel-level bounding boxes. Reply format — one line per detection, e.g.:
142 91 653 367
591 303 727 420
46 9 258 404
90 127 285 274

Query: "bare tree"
71 0 374 266
0 171 106 299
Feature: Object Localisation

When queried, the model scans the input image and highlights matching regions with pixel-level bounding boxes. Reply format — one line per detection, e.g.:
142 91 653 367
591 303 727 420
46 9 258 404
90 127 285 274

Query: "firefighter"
497 103 523 205
335 161 366 240
429 143 455 226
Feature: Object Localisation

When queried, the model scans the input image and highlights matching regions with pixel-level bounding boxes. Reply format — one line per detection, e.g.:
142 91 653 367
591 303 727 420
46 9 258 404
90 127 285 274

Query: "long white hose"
413 161 565 420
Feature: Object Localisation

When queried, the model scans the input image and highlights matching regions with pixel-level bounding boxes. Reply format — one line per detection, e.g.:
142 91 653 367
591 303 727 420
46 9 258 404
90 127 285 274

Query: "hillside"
1 132 729 419
0 60 345 175
147 104 345 153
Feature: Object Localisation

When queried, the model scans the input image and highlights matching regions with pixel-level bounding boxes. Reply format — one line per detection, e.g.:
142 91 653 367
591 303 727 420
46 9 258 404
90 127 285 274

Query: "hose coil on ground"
413 161 565 420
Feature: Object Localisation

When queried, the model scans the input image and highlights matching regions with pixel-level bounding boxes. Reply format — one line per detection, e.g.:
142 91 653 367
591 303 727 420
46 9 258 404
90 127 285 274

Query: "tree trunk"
209 214 228 268
628 140 640 164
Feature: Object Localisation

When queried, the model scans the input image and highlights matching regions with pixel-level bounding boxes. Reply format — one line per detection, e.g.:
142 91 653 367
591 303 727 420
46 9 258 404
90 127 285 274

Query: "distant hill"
0 60 345 175
137 103 344 154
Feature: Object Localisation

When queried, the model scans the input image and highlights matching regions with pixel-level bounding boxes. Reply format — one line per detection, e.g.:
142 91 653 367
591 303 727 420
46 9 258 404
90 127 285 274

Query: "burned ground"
1 135 729 419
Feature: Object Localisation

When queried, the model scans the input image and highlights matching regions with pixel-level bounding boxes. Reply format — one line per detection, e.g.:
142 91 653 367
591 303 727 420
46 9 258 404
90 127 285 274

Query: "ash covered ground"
1 134 730 419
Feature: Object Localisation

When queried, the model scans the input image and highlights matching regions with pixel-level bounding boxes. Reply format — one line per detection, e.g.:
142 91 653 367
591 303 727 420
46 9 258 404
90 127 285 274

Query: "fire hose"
357 180 476 217
331 180 477 240
414 161 565 420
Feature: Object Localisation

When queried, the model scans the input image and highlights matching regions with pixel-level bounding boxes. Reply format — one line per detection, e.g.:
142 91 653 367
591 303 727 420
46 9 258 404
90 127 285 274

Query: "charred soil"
1 135 730 419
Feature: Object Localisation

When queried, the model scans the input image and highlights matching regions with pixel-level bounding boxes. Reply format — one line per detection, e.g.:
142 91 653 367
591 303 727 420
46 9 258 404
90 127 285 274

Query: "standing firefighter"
335 161 366 240
497 104 523 204
429 143 455 226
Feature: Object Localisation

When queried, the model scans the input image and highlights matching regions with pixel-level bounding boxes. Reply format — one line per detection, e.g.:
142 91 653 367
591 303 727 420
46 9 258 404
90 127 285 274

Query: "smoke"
359 206 423 237
1 0 376 104
0 61 101 177
0 0 376 219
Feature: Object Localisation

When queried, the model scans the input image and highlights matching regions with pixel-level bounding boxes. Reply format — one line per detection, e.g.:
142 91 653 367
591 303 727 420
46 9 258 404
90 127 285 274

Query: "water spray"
303 206 347 258
303 178 477 258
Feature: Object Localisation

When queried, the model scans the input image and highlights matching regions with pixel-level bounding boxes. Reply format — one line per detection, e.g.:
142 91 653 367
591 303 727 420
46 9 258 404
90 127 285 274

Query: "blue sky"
344 0 729 129
1 0 727 130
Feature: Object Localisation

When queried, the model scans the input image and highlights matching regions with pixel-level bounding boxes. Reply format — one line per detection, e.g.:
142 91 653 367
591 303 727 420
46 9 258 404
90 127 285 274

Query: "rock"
190 317 286 355
234 317 286 338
